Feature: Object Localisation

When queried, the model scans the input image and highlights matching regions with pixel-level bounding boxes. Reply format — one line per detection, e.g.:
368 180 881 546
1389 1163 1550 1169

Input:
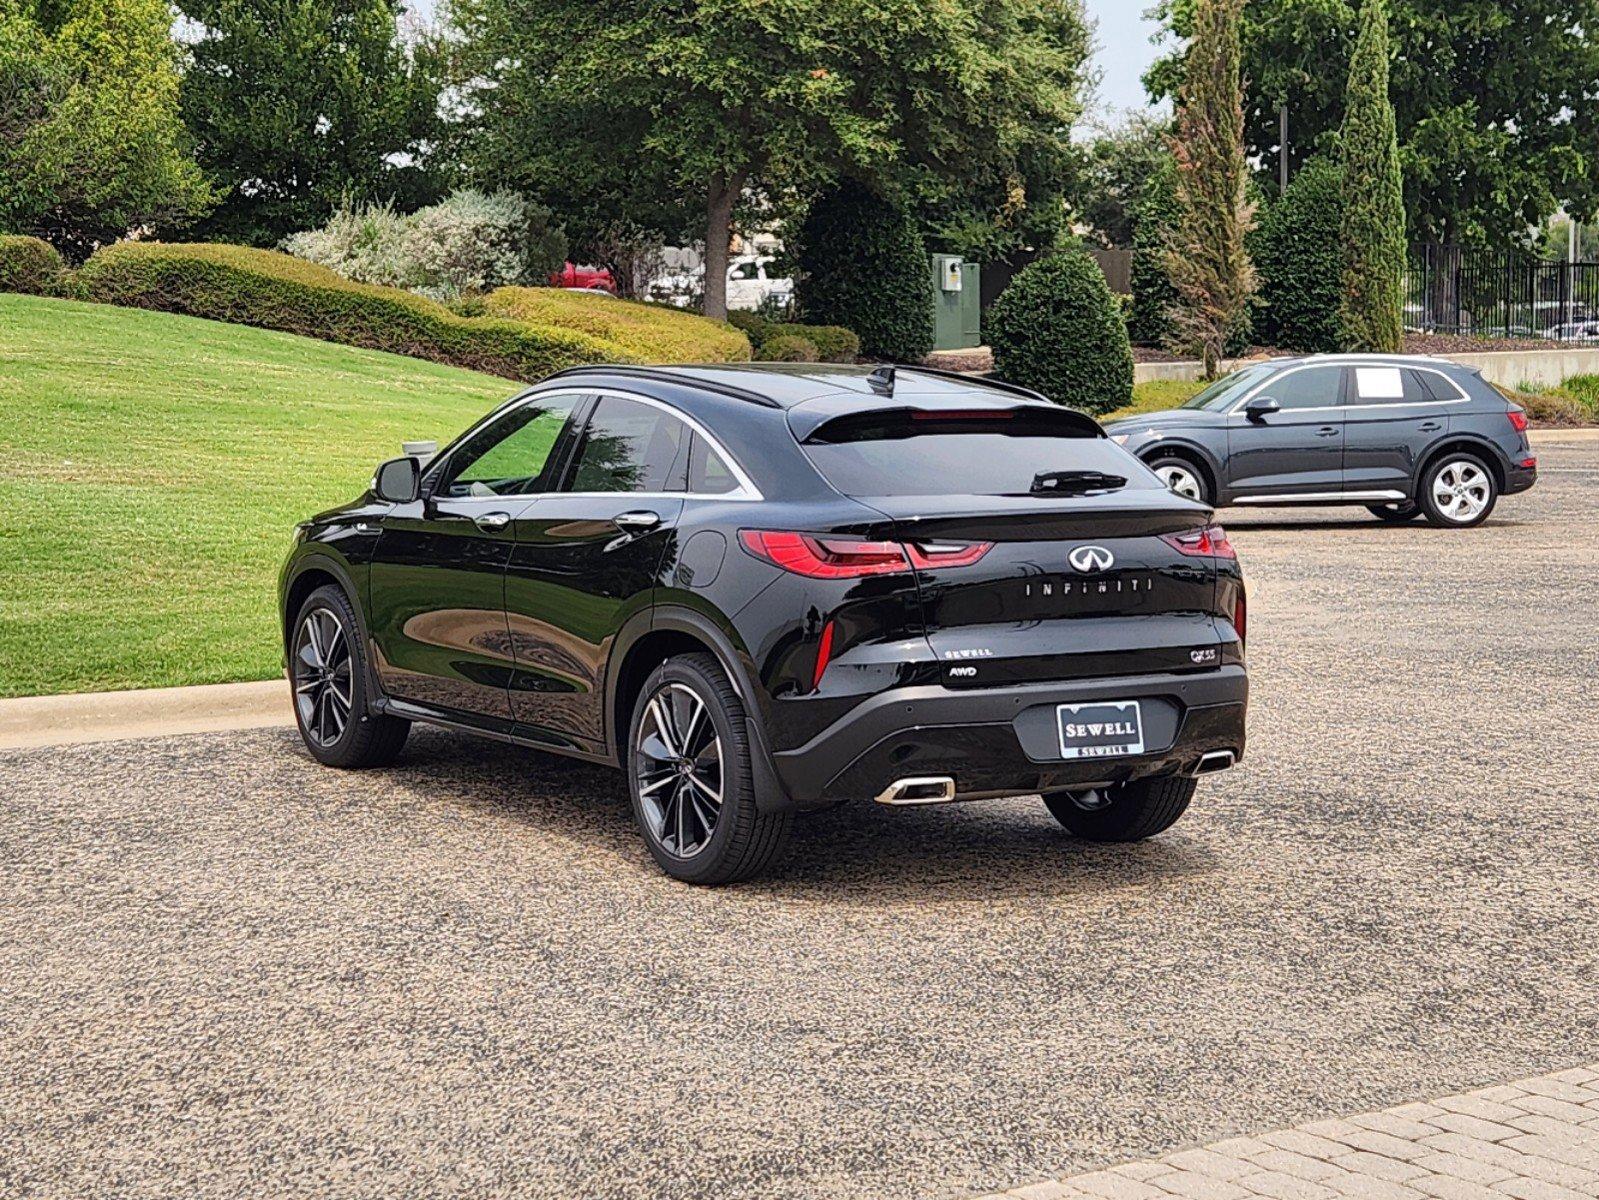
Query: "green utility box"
930 253 981 351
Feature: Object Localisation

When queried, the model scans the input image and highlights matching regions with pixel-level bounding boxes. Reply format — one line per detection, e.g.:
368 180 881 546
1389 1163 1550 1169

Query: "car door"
1340 366 1457 496
1224 365 1348 498
367 392 585 722
504 394 690 749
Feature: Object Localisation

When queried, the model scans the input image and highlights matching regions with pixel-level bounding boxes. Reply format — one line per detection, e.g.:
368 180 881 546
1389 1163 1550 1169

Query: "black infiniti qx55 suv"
280 365 1248 883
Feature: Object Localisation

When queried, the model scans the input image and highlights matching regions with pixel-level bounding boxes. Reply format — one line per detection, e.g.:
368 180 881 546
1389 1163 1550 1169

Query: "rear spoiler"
794 403 1104 444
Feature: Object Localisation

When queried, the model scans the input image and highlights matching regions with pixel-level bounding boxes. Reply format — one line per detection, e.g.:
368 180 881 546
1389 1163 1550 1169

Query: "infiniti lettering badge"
1068 545 1115 573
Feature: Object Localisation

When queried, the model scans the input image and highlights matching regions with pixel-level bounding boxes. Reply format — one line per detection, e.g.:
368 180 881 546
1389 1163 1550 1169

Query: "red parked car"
550 262 616 293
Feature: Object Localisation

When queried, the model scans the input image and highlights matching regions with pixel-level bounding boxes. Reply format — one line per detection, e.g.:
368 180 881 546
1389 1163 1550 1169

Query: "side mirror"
1244 396 1281 423
373 456 421 504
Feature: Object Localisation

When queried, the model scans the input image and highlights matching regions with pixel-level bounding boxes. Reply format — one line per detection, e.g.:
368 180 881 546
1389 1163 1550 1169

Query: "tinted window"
1261 366 1344 410
802 412 1160 498
688 434 740 495
438 395 580 498
566 396 689 493
729 261 760 280
1182 364 1275 410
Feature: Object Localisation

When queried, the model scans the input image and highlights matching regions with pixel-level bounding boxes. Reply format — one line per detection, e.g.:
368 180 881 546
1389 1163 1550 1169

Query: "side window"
687 433 740 495
729 261 760 280
1352 366 1434 405
1264 366 1345 410
438 395 581 498
566 396 690 494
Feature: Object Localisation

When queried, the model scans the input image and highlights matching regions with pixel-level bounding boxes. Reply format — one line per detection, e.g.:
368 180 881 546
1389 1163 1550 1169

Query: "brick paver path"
979 1066 1599 1200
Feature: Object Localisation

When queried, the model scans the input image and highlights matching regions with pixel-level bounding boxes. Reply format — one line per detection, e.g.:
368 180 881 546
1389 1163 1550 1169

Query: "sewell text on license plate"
1056 700 1146 760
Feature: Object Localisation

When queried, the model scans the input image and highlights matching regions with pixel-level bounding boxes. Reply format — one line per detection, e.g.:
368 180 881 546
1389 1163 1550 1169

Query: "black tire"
290 584 409 768
1367 502 1422 523
1043 775 1197 842
626 652 791 885
1147 455 1211 505
1418 451 1498 528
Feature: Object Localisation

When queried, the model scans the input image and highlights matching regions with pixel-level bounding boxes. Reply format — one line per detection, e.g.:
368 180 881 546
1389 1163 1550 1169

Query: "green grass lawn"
0 294 514 697
1108 379 1206 421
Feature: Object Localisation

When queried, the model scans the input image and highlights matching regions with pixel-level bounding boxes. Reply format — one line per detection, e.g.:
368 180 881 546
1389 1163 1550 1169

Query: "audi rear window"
799 407 1161 498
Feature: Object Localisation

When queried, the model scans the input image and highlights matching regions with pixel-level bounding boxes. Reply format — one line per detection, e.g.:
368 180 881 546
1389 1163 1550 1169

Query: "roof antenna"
867 365 896 396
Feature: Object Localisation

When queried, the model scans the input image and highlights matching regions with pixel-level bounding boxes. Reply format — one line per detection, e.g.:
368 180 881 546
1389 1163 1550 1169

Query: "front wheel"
290 584 409 767
1367 502 1422 524
1043 775 1197 842
1147 456 1210 505
627 652 791 884
1419 453 1498 528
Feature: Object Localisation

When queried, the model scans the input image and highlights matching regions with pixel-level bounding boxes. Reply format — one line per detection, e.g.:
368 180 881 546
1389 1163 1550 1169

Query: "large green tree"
177 0 442 246
1148 0 1599 244
447 0 1090 319
0 0 212 260
1164 0 1255 378
1338 0 1406 351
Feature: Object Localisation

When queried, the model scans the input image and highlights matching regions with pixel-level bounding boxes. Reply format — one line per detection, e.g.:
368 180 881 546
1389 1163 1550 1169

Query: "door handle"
1419 421 1443 432
613 510 662 534
1316 427 1340 437
473 511 511 532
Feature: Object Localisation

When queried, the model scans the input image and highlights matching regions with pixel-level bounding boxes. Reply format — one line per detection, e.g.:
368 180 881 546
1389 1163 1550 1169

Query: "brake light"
1507 409 1529 433
1234 590 1247 653
813 619 836 690
911 409 1015 422
738 531 992 577
1162 524 1237 560
1520 456 1537 470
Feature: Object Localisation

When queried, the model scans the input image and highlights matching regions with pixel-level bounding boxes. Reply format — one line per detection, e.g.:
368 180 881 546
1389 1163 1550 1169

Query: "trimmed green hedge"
481 285 750 363
727 309 860 363
76 243 635 381
988 250 1135 415
0 235 68 296
759 334 820 363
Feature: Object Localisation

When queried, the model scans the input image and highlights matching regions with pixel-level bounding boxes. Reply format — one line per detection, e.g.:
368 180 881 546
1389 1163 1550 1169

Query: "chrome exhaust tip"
1190 750 1237 777
874 776 958 806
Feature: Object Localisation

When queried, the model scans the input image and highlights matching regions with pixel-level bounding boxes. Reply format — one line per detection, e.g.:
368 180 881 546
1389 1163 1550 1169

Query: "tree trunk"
702 171 744 321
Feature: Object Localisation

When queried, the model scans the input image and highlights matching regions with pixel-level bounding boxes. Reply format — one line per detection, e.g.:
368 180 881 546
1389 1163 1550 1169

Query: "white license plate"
1057 700 1146 760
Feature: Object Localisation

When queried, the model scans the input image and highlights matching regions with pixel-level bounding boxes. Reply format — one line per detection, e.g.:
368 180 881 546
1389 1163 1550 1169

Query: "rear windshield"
800 409 1162 498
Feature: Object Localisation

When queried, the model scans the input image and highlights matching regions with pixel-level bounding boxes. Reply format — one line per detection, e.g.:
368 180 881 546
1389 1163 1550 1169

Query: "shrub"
77 242 632 381
758 334 820 363
987 250 1135 414
482 286 750 363
1129 160 1180 348
0 235 67 295
724 309 858 362
796 179 935 362
726 310 775 346
1252 157 1345 352
281 190 567 300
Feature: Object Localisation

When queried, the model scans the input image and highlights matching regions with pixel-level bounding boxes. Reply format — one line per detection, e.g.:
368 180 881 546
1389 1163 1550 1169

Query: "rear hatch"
794 401 1233 687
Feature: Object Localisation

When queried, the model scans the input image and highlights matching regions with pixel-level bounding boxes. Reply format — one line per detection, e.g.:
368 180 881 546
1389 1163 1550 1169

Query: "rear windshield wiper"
1027 470 1127 495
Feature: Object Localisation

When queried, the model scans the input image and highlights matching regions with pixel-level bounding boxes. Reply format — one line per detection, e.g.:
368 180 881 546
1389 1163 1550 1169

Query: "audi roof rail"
890 364 1055 406
539 364 784 409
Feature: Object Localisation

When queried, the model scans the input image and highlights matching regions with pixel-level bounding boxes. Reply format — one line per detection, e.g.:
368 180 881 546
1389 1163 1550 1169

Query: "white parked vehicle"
726 256 792 311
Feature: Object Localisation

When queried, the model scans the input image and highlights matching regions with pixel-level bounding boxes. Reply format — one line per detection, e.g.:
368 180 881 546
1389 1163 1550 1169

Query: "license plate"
1057 700 1146 760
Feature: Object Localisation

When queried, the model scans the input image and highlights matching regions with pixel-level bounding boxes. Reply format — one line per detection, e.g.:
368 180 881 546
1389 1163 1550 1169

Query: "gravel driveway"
3 438 1596 1200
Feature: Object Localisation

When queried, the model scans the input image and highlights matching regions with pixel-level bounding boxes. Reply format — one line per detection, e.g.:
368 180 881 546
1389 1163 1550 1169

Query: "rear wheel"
1419 452 1497 528
290 584 409 767
627 652 791 885
1043 775 1197 842
1147 456 1210 505
1367 502 1422 523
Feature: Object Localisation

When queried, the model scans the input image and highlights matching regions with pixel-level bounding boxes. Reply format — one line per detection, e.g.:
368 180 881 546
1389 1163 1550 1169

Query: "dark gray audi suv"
1103 355 1537 526
280 365 1248 884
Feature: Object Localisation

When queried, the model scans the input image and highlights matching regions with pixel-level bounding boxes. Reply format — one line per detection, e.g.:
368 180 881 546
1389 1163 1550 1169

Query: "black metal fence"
1405 244 1599 342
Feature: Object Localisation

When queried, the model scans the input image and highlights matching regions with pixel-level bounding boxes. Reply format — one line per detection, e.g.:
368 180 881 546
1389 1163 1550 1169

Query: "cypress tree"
1165 0 1256 379
1338 0 1406 353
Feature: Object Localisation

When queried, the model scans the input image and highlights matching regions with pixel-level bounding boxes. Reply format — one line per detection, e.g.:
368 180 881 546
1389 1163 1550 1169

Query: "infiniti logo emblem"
1069 545 1115 573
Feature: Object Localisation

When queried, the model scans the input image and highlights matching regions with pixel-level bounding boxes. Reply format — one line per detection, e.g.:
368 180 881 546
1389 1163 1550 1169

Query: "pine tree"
1165 0 1256 379
1338 0 1406 353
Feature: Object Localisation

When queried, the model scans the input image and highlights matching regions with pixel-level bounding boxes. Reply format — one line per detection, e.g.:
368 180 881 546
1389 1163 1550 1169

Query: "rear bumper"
1503 460 1537 496
768 666 1248 808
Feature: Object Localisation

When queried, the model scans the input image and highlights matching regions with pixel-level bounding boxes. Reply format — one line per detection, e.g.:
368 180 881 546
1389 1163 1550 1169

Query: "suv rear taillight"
738 531 993 578
1161 524 1237 560
1234 589 1247 653
1507 409 1530 433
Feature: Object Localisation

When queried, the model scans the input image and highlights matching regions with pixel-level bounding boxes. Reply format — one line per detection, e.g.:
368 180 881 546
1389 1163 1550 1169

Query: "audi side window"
438 395 581 498
566 396 690 494
1264 367 1344 410
687 434 739 495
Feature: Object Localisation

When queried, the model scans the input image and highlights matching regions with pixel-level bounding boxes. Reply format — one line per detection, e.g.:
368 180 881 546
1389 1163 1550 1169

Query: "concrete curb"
0 679 292 750
1531 426 1599 442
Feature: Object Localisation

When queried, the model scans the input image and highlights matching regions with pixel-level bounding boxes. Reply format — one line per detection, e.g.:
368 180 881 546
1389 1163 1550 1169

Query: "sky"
1083 0 1164 118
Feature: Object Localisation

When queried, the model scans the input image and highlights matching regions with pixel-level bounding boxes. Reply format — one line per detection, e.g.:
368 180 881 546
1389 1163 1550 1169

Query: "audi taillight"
1507 409 1529 433
738 531 992 578
1161 524 1237 560
1234 589 1247 653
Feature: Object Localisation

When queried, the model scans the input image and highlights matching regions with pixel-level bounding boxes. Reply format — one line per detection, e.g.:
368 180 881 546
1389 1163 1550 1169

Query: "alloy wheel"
1156 464 1203 502
635 682 723 858
1432 460 1491 523
293 607 354 747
